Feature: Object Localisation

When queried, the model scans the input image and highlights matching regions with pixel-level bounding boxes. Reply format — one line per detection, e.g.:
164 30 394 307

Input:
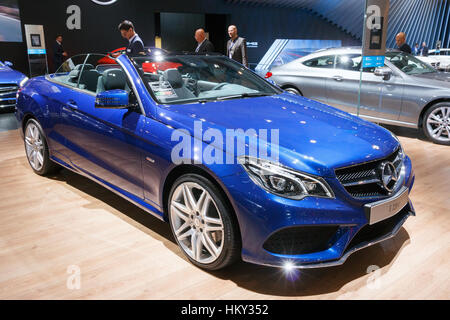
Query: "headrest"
163 68 183 88
102 69 127 91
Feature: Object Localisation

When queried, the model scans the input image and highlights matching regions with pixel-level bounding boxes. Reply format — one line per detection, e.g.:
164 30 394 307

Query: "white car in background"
417 49 450 71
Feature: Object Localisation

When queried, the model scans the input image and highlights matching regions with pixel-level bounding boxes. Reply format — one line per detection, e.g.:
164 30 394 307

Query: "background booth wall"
1 0 359 75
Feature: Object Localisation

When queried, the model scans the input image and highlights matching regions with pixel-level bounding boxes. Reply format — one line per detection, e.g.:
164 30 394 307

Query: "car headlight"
238 156 334 200
19 77 29 87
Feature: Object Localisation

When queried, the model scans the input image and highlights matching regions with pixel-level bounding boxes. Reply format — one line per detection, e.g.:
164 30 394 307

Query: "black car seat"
97 68 128 93
162 68 195 100
79 69 101 92
68 64 94 86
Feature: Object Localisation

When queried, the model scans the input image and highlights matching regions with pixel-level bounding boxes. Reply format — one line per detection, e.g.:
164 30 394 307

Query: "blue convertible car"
15 52 415 270
1 60 28 110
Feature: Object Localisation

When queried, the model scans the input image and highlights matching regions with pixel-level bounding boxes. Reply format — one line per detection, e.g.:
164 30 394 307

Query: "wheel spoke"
204 216 223 226
199 194 211 217
430 114 442 122
427 119 441 125
433 127 443 137
175 222 190 237
183 185 196 211
191 232 202 261
178 228 193 241
36 151 44 166
33 151 39 168
205 225 224 232
172 201 191 215
202 233 218 258
25 136 33 146
443 107 450 119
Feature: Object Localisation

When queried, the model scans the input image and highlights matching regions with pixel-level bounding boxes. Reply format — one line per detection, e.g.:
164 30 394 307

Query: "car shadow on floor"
49 167 411 297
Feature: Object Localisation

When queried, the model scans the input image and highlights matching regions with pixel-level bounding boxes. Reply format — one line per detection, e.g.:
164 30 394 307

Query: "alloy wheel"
25 122 45 171
170 182 225 264
426 106 450 143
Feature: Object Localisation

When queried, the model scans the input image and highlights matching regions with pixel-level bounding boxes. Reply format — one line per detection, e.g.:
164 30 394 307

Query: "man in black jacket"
226 25 248 67
194 29 215 53
420 42 429 56
118 20 145 56
53 35 67 72
395 32 412 54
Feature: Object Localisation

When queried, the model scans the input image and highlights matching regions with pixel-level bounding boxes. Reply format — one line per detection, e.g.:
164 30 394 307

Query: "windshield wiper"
217 93 272 101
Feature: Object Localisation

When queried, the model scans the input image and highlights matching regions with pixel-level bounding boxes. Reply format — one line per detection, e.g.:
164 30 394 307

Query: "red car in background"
97 47 169 65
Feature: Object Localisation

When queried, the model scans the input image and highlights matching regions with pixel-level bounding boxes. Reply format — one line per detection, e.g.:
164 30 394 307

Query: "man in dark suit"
53 35 67 72
194 29 215 53
118 20 145 56
395 32 411 54
420 42 429 56
227 25 248 67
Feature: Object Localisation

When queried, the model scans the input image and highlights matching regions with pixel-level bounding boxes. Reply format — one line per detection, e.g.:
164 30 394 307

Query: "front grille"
344 205 410 254
335 148 403 199
263 225 339 255
0 84 18 107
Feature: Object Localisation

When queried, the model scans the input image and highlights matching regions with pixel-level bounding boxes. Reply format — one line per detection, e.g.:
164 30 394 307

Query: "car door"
326 53 404 120
295 55 335 104
55 54 146 199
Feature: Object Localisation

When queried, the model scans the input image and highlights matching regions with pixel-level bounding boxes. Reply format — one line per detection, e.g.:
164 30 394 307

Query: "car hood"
0 65 26 85
411 71 450 88
156 94 398 177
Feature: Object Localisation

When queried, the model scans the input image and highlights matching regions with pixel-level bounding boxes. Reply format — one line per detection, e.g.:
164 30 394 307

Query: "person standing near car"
395 32 411 54
413 43 420 55
420 42 429 56
53 35 67 72
194 29 215 53
118 20 145 55
226 25 248 67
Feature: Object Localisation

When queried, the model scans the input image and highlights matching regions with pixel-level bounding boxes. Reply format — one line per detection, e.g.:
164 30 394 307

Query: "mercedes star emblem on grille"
379 161 398 193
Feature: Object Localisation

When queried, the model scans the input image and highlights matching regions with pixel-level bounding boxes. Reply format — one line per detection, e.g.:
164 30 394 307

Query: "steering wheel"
401 65 414 73
211 83 228 90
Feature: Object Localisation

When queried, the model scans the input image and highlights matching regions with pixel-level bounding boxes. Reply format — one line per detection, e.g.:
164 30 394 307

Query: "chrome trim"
342 177 380 187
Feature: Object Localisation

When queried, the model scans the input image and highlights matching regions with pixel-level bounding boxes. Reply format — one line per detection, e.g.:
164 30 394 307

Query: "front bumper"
221 155 415 268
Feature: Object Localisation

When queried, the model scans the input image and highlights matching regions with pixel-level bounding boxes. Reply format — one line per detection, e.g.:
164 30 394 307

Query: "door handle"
332 76 343 82
66 100 78 110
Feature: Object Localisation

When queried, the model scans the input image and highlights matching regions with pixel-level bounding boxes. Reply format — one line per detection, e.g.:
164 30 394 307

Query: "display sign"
362 0 390 68
24 24 48 77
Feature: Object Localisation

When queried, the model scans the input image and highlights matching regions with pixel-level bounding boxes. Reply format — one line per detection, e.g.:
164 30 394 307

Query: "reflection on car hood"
0 66 26 84
411 71 450 85
157 94 398 176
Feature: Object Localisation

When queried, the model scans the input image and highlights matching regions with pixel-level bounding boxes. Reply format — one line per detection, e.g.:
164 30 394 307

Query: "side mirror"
4 61 13 67
374 67 392 80
95 89 129 109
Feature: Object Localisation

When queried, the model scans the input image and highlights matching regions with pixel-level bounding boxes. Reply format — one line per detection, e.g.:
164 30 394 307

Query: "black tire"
284 87 302 96
422 102 450 145
23 119 61 176
168 173 241 270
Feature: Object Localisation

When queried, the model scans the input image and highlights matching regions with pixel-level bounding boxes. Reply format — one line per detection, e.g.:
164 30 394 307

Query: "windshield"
386 51 436 75
131 55 281 104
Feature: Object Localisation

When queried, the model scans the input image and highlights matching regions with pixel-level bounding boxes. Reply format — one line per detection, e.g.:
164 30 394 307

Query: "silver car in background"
417 49 450 71
268 47 450 145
